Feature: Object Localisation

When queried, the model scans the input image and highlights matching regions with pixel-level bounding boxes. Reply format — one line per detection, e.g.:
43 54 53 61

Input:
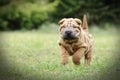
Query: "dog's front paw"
73 61 80 65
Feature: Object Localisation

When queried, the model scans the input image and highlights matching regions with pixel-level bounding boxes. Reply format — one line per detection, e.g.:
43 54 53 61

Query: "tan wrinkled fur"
58 15 93 65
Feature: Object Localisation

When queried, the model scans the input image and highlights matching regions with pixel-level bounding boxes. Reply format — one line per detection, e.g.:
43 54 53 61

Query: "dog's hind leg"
85 50 92 65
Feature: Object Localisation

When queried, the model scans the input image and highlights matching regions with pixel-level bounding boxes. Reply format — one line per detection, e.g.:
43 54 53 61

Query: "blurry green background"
0 0 120 80
0 0 120 30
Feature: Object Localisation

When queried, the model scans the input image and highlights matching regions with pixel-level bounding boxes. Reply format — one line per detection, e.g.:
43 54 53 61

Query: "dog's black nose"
65 31 72 35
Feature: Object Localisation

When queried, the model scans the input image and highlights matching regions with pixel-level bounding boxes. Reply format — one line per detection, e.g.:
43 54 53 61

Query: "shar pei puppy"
58 15 93 65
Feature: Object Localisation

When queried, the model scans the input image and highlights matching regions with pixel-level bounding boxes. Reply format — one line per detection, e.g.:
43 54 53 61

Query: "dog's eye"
73 26 77 28
62 26 65 28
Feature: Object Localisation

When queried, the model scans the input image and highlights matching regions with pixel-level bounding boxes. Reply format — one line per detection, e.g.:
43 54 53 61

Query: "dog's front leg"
60 46 69 65
72 48 86 65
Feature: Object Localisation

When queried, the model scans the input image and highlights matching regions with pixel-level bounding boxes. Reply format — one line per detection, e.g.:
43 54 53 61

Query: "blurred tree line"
0 0 119 30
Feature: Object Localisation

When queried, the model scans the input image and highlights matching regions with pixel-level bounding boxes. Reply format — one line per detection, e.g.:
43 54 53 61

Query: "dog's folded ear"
59 18 66 25
74 18 82 25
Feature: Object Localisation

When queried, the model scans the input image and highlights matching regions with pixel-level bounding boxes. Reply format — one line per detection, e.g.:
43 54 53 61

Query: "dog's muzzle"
65 31 72 35
62 30 77 40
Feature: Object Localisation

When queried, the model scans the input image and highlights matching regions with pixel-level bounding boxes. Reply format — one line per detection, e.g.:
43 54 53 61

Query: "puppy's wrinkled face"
59 18 82 40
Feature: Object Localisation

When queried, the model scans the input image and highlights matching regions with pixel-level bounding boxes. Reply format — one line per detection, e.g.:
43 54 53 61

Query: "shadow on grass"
0 50 22 80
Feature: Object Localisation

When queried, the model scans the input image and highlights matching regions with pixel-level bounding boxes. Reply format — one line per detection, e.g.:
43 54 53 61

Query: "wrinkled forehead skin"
60 18 79 27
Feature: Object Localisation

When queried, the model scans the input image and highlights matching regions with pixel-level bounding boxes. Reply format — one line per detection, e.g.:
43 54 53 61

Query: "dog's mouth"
62 34 78 40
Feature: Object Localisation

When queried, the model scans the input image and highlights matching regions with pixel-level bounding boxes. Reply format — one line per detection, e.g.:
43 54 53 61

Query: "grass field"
0 26 120 80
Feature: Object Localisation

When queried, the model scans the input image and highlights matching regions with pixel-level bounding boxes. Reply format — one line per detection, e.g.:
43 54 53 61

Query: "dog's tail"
82 14 88 32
